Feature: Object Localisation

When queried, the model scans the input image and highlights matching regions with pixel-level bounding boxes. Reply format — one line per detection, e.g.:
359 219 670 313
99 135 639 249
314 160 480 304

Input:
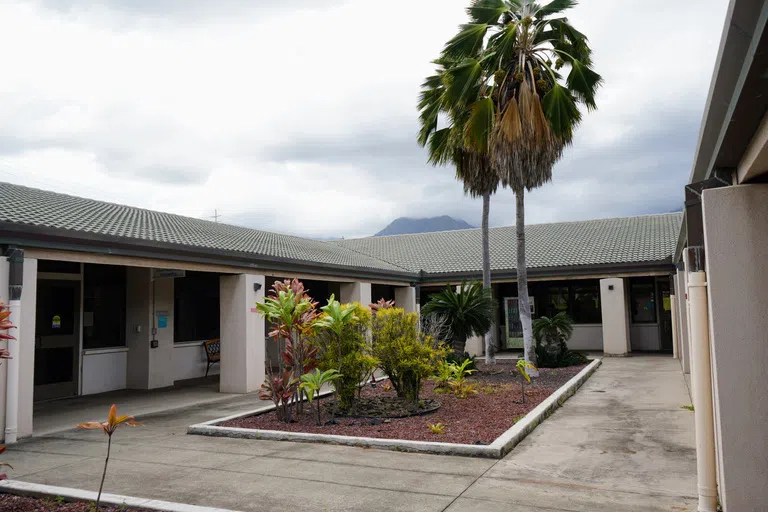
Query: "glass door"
34 279 80 401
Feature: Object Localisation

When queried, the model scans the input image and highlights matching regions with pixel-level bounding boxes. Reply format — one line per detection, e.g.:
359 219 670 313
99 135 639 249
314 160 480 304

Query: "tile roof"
0 182 410 274
334 213 682 275
0 182 681 278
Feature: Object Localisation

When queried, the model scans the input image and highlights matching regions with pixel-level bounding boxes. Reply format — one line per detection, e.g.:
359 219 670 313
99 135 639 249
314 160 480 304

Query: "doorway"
34 279 81 401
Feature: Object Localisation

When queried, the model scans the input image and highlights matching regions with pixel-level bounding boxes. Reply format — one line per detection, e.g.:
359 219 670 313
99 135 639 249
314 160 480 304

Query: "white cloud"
0 0 730 238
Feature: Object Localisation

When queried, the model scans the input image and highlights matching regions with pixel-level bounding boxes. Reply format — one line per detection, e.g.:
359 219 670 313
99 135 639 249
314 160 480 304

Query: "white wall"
18 259 37 438
599 278 630 355
220 274 265 394
702 184 768 511
568 325 603 351
629 324 660 351
82 349 128 395
173 342 220 381
148 276 174 389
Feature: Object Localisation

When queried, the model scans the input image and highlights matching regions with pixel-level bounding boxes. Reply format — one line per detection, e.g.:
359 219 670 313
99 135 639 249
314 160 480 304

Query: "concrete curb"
187 359 602 459
0 480 241 512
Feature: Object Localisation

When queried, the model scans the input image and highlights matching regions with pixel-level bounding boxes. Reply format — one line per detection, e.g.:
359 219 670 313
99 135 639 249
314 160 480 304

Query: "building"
0 180 680 442
671 0 768 510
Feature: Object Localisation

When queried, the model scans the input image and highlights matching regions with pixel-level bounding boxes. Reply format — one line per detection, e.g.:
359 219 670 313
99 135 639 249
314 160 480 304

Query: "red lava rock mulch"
222 363 586 445
0 494 144 511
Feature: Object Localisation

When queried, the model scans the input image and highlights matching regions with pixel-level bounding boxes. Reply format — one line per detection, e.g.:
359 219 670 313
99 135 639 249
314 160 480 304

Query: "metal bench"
202 338 220 377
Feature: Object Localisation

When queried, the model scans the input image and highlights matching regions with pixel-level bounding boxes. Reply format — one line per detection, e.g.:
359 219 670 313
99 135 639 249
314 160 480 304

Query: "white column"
394 286 417 313
220 274 265 394
676 270 691 373
148 276 175 389
599 278 630 356
340 281 371 305
670 294 679 359
17 258 37 439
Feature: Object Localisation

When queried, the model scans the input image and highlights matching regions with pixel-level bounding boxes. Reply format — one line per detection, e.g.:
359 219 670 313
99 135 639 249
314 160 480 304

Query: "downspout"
686 249 717 511
5 248 23 444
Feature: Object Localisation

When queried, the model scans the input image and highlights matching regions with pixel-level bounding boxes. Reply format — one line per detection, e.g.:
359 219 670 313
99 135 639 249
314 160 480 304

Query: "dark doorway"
657 277 674 353
35 279 81 401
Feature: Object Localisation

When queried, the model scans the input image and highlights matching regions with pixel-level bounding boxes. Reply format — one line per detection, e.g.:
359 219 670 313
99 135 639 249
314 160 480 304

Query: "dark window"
174 272 220 343
36 284 77 336
572 283 601 324
544 286 569 317
630 278 657 323
38 260 81 274
83 264 126 349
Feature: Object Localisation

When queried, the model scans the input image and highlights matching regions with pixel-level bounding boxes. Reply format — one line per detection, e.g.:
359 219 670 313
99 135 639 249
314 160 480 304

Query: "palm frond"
443 24 489 60
443 58 483 106
535 0 577 18
541 84 581 141
566 59 602 111
467 0 509 24
465 97 495 153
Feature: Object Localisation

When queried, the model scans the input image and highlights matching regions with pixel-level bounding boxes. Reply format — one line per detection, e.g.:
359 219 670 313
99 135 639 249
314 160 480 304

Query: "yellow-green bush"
312 303 378 411
372 307 447 405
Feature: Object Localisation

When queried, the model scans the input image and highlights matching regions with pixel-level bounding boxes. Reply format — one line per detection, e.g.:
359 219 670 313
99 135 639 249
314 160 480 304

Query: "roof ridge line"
327 239 415 275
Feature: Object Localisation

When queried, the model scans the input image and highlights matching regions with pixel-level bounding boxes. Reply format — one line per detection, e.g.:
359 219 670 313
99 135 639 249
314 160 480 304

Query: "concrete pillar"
701 184 768 511
124 268 175 390
220 273 265 394
17 259 37 439
669 294 679 359
599 278 630 356
340 281 371 306
394 286 418 313
676 270 691 373
0 258 38 440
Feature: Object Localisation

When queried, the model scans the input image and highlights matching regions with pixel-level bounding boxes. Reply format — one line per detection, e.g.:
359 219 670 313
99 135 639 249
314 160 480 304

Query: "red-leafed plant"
369 298 395 314
77 405 142 510
256 279 320 421
259 368 299 422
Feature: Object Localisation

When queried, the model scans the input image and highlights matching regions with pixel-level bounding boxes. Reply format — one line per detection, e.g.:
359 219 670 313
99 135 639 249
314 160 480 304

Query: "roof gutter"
0 223 418 283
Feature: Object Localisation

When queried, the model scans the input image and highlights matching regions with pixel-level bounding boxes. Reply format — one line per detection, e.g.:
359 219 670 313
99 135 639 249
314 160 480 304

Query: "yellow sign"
663 297 671 311
52 315 61 329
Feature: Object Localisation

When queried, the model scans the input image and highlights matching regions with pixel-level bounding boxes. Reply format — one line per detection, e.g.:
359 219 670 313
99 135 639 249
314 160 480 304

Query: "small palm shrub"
421 281 494 356
299 369 342 425
432 358 478 398
532 312 587 368
372 308 447 407
312 300 378 412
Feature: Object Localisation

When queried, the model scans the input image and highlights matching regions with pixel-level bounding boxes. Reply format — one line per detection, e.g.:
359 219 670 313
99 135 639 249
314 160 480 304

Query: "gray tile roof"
0 182 410 274
0 181 681 278
334 213 683 275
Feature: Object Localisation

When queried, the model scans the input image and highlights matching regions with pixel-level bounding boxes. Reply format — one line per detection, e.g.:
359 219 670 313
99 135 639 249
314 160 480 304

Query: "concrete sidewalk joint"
187 359 602 459
0 480 242 512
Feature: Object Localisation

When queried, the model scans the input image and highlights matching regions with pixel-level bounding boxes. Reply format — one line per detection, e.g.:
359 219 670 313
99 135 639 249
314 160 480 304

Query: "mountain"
374 216 475 237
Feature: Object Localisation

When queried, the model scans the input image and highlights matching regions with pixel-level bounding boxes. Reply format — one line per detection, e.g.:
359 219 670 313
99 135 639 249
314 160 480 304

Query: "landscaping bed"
221 363 586 445
0 494 143 511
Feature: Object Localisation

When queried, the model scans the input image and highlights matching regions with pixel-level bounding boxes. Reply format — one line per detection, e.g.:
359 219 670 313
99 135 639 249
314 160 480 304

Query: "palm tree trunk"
481 191 495 364
515 189 538 375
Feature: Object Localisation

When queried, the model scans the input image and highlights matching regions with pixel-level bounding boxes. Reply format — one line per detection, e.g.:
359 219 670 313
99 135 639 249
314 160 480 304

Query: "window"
630 278 657 323
83 264 126 349
571 283 601 324
174 272 220 343
545 286 569 317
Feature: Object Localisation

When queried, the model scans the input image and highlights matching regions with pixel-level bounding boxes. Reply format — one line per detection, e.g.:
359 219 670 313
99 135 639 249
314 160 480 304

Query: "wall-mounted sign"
156 310 168 329
51 315 61 329
152 269 186 280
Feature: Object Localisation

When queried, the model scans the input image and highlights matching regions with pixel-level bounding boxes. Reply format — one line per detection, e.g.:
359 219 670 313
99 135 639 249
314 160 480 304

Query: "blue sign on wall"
156 311 168 329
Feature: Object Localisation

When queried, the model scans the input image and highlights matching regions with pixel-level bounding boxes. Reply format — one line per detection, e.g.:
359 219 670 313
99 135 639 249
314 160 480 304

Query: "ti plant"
299 368 342 426
77 405 142 510
259 368 299 422
516 359 537 404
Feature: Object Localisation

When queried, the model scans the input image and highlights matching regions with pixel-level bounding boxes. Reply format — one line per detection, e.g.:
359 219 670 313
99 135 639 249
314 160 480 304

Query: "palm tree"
421 281 494 356
418 57 500 364
438 0 602 369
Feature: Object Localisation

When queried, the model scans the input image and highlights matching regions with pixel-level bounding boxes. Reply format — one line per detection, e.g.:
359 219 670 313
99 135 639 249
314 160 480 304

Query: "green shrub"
445 351 476 371
312 302 378 411
532 312 587 368
372 307 447 406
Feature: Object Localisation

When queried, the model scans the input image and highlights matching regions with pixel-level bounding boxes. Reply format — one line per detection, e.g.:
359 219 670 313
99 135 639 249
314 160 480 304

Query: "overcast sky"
0 0 729 238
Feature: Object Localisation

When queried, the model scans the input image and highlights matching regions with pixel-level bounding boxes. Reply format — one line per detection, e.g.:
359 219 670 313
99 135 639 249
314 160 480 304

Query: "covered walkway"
5 356 696 511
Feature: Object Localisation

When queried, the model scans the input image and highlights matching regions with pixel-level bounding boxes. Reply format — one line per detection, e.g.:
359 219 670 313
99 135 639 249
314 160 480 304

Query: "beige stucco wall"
340 281 372 306
394 286 417 313
702 184 768 511
599 278 630 355
219 274 265 394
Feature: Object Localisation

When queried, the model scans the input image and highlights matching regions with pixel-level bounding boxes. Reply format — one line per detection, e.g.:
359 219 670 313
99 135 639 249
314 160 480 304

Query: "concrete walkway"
5 356 697 511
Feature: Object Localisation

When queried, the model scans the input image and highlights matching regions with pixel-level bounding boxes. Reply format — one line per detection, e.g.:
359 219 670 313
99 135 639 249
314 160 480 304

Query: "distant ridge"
374 216 474 237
